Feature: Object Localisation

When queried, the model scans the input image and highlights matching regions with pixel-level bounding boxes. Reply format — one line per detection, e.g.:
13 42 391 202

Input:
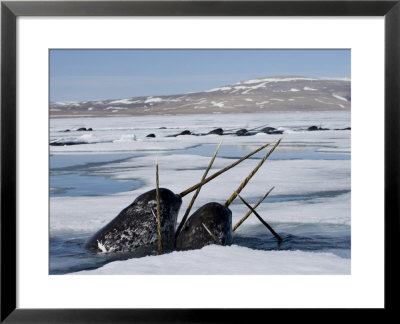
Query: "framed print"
1 0 399 322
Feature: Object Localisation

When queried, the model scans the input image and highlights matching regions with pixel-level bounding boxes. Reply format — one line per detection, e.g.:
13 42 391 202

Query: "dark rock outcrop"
146 133 156 138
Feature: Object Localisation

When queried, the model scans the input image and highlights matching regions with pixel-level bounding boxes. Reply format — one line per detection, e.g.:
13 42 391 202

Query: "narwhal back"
176 202 232 250
84 188 182 254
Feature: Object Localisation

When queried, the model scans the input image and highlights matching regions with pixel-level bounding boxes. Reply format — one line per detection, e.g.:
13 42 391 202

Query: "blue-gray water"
50 154 142 197
171 143 350 161
50 222 350 274
49 145 350 275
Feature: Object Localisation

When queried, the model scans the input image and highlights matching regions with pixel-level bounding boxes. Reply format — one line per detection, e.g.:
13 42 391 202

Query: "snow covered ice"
49 111 351 275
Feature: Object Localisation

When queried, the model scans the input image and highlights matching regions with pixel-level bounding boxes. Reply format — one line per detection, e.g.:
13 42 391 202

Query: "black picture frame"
1 0 399 322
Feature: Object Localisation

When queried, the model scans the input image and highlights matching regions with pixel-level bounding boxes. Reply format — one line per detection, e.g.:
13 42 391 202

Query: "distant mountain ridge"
50 76 351 116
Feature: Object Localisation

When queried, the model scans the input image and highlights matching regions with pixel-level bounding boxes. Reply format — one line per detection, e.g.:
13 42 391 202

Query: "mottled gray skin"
84 188 182 254
176 202 233 251
261 127 276 133
236 129 249 136
208 128 224 135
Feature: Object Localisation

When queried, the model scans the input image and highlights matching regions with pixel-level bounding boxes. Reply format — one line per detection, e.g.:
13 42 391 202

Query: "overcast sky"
50 49 350 102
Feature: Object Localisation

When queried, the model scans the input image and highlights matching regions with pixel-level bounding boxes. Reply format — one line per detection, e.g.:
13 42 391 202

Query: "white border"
17 17 384 308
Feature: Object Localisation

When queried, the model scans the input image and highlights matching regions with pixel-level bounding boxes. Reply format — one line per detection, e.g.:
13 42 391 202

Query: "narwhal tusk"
237 193 282 242
175 139 223 239
178 140 277 198
155 160 162 253
224 138 281 207
233 187 274 232
202 223 222 245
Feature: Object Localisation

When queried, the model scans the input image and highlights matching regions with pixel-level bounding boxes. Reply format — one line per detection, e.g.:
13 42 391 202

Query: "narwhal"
84 140 275 255
175 139 282 251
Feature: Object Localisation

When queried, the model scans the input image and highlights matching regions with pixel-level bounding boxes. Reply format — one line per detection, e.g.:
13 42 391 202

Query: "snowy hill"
50 76 351 116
